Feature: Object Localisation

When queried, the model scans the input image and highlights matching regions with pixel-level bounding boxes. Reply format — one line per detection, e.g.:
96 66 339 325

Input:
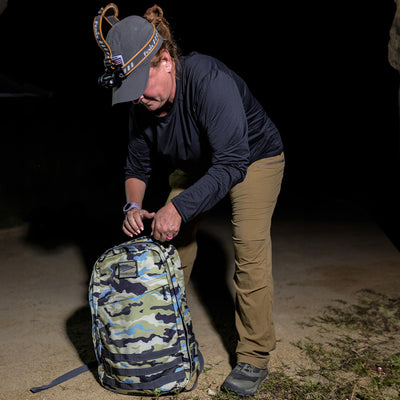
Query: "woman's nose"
133 95 144 105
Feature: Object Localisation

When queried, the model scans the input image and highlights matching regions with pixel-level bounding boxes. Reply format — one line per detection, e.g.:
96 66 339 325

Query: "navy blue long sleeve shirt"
125 53 283 222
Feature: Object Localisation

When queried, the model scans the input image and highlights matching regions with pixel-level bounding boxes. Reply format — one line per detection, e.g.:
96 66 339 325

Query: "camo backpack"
88 236 203 396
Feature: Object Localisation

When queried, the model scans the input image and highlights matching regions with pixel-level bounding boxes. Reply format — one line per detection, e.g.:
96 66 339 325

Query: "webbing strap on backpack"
30 362 97 393
29 352 203 394
29 354 204 394
184 349 205 392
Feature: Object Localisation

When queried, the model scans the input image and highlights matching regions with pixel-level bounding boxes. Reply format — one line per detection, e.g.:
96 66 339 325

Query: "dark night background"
0 1 399 250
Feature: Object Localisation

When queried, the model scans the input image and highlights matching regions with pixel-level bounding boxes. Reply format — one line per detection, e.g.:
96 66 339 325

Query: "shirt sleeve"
171 69 250 222
124 108 153 185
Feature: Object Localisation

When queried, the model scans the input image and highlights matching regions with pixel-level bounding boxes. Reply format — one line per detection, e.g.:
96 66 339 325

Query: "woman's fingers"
122 209 155 237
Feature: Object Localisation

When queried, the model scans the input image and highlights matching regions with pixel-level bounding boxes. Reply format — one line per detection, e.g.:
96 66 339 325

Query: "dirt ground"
1 212 399 400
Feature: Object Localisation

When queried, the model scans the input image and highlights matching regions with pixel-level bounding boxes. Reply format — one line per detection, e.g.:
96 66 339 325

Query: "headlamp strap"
93 3 162 89
93 3 120 67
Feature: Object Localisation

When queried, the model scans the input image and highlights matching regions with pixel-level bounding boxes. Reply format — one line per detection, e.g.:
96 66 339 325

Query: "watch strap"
123 202 141 214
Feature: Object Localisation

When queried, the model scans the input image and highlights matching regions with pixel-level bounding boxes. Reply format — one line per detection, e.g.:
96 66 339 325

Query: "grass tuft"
211 289 400 400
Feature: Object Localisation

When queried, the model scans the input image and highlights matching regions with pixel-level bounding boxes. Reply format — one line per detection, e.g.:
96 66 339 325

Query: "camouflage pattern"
89 236 202 395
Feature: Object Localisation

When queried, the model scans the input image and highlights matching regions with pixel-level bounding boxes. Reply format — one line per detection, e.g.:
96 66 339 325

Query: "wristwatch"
123 202 141 215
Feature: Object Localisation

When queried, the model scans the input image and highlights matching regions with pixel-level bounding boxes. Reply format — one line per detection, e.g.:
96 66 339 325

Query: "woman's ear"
160 50 172 72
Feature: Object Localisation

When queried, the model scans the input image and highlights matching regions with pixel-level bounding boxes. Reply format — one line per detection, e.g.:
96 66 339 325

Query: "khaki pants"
167 152 285 369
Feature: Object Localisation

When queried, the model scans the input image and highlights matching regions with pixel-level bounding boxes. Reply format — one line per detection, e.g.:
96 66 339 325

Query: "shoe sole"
221 379 264 397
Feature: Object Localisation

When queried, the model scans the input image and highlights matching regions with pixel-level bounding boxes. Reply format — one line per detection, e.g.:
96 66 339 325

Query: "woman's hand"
123 208 155 237
151 202 182 242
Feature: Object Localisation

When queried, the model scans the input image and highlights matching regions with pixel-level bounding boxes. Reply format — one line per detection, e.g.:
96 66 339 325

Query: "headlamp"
98 64 126 88
93 4 126 89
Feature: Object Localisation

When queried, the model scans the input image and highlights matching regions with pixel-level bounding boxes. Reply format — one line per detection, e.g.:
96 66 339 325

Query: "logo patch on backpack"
116 261 138 278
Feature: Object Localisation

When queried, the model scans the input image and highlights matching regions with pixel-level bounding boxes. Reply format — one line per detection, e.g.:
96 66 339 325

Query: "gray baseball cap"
106 16 163 105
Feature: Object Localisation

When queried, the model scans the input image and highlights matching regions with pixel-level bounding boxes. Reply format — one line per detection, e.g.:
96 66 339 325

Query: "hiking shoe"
221 362 269 396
